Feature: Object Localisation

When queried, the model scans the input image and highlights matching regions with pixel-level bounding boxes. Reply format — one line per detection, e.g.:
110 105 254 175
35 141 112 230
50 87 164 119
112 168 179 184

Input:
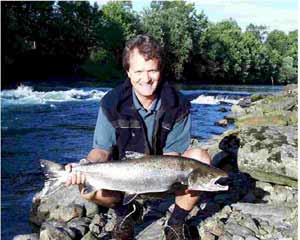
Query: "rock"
225 222 256 237
40 221 74 240
218 107 228 112
232 236 244 240
13 234 39 240
49 203 84 222
89 213 106 236
238 97 252 108
199 230 216 240
233 92 297 128
135 217 165 240
30 185 99 225
67 217 91 238
250 94 266 102
81 231 99 240
283 84 298 95
237 126 297 186
215 119 228 127
245 236 259 240
231 203 294 224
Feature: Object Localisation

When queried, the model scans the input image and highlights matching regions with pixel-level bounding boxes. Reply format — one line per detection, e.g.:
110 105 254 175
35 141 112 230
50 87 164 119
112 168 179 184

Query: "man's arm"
87 148 111 163
163 152 181 156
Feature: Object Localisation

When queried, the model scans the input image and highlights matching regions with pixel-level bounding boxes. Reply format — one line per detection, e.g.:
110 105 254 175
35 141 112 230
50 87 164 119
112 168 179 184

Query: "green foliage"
266 30 289 56
278 56 298 84
245 24 267 42
2 1 298 86
142 1 207 80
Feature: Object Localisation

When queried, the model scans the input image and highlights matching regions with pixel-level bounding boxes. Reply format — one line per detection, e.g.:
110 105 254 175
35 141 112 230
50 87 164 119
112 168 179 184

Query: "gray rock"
49 203 84 222
225 222 255 237
237 126 297 186
13 233 39 240
135 217 165 240
245 236 259 240
40 221 74 240
232 235 245 240
67 217 91 238
30 185 99 225
81 231 99 240
232 203 292 219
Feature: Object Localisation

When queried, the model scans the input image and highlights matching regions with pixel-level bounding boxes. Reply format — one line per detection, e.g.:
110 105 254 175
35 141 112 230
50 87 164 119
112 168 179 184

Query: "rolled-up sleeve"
93 107 116 151
163 114 191 154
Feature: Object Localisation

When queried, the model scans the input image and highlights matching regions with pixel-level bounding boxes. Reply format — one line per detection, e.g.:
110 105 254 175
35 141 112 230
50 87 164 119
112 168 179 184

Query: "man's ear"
126 71 131 79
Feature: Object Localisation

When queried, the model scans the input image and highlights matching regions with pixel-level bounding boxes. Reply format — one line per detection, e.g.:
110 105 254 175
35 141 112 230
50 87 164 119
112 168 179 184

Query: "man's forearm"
86 148 111 162
163 152 181 156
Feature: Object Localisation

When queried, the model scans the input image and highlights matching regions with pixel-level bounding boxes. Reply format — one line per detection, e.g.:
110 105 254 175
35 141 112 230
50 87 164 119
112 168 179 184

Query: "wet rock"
215 119 228 127
238 97 252 108
13 233 39 240
218 107 228 112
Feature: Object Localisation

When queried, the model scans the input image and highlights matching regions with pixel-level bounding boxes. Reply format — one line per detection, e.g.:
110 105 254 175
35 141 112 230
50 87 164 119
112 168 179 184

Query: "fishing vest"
100 80 190 159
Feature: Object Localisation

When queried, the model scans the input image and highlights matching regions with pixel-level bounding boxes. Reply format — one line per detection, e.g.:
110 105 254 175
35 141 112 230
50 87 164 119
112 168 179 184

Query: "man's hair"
122 34 164 71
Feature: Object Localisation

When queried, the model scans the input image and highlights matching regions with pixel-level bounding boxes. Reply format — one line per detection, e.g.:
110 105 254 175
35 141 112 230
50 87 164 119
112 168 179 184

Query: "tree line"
2 1 298 88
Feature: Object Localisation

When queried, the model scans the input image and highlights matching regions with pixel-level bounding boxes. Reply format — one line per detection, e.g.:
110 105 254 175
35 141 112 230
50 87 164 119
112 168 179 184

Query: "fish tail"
40 159 68 198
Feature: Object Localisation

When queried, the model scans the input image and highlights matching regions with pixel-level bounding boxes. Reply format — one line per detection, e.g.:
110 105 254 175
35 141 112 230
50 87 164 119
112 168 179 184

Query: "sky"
92 0 298 33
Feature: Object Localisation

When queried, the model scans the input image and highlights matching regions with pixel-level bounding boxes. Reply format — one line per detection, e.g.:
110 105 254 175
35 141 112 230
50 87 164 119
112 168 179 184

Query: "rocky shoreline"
14 85 298 240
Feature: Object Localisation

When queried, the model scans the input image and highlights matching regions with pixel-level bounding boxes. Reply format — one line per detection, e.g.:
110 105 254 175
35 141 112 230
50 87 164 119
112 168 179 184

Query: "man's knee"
183 148 211 165
83 189 123 208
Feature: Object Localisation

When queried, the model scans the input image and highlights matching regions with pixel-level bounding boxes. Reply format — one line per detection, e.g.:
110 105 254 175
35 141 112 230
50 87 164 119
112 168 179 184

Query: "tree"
265 30 289 56
142 1 207 80
278 56 298 84
197 19 244 83
246 24 268 42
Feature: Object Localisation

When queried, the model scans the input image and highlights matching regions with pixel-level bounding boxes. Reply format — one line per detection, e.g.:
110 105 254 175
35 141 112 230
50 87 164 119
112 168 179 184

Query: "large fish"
40 155 229 203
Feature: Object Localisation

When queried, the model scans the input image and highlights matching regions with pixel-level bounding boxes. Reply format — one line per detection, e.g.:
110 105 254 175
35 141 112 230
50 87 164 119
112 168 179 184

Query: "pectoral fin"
81 183 97 195
123 193 139 205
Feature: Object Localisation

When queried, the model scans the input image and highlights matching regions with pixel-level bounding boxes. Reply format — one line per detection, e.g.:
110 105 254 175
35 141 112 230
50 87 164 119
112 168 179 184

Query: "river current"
1 83 282 239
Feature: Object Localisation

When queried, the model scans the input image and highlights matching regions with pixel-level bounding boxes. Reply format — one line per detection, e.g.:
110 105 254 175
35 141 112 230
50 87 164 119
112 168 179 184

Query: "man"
66 34 210 240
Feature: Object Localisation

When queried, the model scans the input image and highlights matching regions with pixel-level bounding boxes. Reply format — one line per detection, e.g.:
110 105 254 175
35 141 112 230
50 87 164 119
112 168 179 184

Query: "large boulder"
237 125 297 186
30 185 99 226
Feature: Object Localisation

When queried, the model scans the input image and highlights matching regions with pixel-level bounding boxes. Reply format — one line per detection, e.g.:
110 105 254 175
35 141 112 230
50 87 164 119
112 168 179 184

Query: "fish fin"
123 193 139 205
81 183 97 195
40 159 66 198
123 151 145 160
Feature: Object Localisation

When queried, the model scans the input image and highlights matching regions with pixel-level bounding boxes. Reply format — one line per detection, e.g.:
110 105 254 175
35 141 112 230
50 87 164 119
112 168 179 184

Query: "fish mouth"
189 176 229 192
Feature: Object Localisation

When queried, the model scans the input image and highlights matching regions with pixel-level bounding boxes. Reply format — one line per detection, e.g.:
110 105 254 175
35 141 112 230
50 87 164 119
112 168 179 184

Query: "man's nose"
141 72 151 82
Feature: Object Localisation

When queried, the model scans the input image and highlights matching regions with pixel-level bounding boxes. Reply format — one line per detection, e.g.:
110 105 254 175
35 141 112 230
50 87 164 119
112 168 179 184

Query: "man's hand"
64 163 86 186
65 163 98 200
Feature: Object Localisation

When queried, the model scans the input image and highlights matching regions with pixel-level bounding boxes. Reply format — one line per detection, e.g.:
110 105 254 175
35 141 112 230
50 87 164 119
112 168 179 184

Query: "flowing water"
1 82 282 239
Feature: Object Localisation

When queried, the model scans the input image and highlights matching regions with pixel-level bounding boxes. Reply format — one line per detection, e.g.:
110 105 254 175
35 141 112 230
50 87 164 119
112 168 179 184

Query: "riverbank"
13 85 297 240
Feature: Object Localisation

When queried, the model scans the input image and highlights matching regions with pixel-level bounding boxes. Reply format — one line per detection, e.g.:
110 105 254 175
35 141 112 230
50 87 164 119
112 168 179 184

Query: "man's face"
127 48 161 100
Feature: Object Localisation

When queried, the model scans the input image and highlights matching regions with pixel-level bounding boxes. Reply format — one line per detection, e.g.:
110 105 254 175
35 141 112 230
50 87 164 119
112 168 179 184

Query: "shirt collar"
132 90 161 113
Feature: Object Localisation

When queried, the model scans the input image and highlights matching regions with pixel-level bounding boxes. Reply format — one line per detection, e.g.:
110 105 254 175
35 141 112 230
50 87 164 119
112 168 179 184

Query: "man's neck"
134 92 156 111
